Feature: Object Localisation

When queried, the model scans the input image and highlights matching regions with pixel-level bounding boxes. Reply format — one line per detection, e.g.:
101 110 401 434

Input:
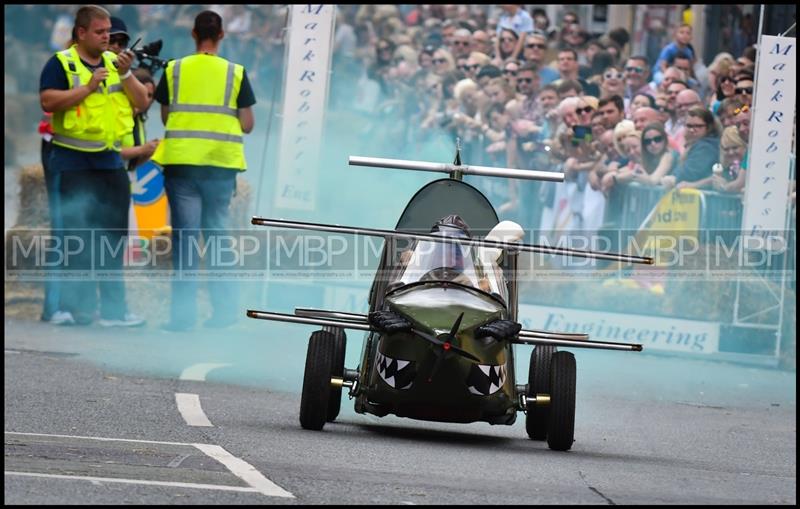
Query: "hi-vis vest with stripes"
51 45 132 152
154 53 246 170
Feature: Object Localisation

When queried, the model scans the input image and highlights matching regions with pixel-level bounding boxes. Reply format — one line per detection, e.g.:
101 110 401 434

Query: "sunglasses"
526 43 547 49
109 35 129 47
518 77 534 84
461 64 479 71
733 104 750 115
719 76 734 84
432 58 447 65
503 69 518 76
735 87 753 95
643 135 664 145
576 106 594 115
625 66 645 74
604 71 624 80
500 37 516 43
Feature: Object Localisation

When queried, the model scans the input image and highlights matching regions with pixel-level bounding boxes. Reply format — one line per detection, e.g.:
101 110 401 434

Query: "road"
4 317 796 504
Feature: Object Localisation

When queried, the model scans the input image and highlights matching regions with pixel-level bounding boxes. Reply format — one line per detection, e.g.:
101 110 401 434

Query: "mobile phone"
571 125 592 145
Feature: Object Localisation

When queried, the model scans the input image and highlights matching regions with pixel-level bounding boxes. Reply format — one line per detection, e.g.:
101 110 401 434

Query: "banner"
634 188 702 254
519 304 720 354
742 35 796 251
274 4 336 211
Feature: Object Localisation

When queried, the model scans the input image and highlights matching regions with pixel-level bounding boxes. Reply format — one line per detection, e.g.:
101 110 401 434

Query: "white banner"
274 4 335 211
519 304 720 354
742 35 796 251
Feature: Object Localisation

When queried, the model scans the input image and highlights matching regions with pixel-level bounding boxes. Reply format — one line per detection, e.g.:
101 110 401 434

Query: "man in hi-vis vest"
39 5 149 327
153 10 256 332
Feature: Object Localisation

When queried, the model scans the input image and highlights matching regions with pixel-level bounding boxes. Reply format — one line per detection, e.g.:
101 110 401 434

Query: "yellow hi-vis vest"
51 45 132 152
154 53 246 170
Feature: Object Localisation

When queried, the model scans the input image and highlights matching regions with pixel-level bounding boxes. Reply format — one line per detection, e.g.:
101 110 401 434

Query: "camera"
133 39 169 73
571 125 592 146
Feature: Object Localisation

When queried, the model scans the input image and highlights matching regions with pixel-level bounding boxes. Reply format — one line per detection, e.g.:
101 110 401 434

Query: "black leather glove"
369 310 412 333
475 319 521 340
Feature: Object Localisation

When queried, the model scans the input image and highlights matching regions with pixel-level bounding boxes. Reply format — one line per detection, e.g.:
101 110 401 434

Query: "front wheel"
322 326 346 422
546 351 576 451
299 330 336 430
526 345 556 440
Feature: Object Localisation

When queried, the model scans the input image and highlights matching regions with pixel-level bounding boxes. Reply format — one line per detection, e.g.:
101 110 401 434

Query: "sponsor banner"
519 304 720 354
742 35 796 251
274 4 335 211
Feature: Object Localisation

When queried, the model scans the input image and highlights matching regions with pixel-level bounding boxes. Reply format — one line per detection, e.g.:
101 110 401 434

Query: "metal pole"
251 217 655 265
348 156 565 182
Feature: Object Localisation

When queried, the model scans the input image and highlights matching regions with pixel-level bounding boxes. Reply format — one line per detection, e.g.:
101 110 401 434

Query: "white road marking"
193 444 294 499
175 393 213 427
4 471 258 493
5 350 21 354
179 363 232 381
5 432 294 498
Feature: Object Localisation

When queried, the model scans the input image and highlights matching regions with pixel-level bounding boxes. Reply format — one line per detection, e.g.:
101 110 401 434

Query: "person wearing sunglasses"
708 64 737 115
623 56 655 103
599 65 626 100
662 107 721 190
733 76 754 107
430 48 456 76
495 6 534 62
450 28 473 59
521 31 559 85
710 126 748 194
634 122 679 186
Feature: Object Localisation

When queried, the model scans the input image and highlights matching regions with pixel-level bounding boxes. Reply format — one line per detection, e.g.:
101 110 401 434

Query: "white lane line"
179 363 232 381
5 350 21 354
193 443 294 499
4 471 258 493
175 393 213 427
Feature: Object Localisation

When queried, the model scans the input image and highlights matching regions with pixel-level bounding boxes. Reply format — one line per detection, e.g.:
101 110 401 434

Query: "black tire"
299 330 336 430
322 326 346 422
547 351 576 451
525 345 557 440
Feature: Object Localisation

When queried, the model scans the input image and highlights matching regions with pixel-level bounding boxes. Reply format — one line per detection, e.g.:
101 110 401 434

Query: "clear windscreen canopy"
393 234 508 303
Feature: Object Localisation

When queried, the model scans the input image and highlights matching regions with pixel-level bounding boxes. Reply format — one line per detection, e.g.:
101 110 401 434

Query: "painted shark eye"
375 351 417 390
466 362 507 395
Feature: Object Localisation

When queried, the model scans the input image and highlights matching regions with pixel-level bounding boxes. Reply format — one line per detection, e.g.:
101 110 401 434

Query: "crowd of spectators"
6 5 794 235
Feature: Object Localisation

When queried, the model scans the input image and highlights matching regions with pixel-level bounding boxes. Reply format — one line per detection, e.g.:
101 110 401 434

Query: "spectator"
451 28 473 59
718 97 746 129
623 56 656 106
599 66 626 100
629 92 657 117
653 24 695 84
664 80 689 135
555 48 599 97
733 75 754 107
521 30 559 84
475 64 502 87
731 102 752 141
530 8 556 41
471 29 493 56
637 122 679 185
601 129 642 193
495 27 521 63
584 49 615 84
495 5 534 61
462 51 491 81
632 106 661 132
663 107 720 189
711 126 748 194
431 47 456 76
502 60 520 91
597 95 625 130
556 78 583 100
655 66 687 95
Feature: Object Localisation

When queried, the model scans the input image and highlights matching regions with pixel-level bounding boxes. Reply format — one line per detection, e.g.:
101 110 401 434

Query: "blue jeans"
41 140 61 319
164 175 238 326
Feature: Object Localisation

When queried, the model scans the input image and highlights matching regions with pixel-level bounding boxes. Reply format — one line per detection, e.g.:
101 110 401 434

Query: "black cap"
109 17 129 38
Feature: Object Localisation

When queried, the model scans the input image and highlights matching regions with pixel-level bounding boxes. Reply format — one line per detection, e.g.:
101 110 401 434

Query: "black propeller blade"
410 313 479 382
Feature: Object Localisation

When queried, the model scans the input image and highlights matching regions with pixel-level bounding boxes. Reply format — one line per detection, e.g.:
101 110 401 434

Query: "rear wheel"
299 330 336 430
547 351 576 451
322 326 346 422
526 345 556 440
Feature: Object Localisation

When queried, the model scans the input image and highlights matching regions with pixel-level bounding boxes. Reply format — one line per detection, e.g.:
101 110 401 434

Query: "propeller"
410 312 479 382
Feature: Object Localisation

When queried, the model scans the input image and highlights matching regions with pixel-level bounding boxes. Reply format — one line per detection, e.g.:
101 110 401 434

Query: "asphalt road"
4 317 796 504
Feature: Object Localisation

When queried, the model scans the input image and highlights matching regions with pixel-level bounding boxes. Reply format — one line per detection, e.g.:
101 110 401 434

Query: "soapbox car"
248 147 652 451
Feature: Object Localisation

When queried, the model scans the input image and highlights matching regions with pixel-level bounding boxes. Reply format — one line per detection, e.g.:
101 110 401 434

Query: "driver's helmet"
427 215 471 272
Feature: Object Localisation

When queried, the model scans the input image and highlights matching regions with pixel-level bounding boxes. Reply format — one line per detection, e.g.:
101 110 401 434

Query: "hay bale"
230 175 252 229
17 163 50 228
